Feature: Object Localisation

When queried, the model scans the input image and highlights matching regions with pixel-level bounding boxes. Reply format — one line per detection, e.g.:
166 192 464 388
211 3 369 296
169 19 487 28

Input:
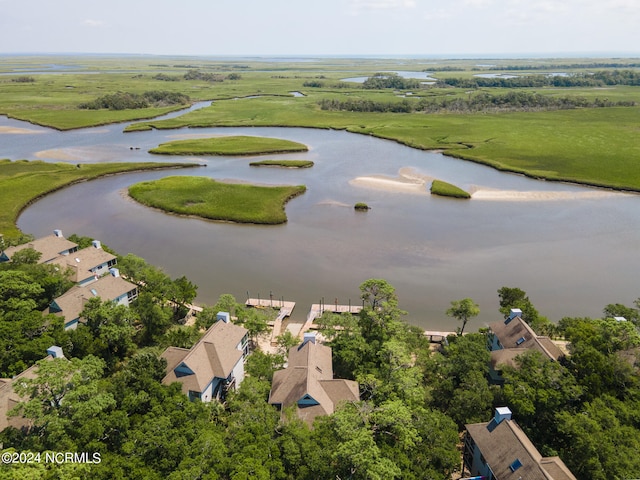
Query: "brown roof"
161 320 248 396
48 246 116 283
268 341 359 425
46 275 137 324
0 356 54 432
3 234 77 264
466 417 576 480
490 316 564 367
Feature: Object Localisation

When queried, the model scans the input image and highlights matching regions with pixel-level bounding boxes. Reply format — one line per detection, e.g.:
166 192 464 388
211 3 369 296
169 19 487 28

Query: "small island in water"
128 176 306 224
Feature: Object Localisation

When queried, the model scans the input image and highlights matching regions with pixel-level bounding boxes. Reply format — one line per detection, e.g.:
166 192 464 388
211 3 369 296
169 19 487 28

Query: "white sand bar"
350 167 433 195
0 126 45 134
471 188 625 201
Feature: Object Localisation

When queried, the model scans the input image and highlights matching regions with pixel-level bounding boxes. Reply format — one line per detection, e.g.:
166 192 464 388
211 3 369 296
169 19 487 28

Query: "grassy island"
430 180 471 199
128 176 306 224
249 160 314 168
0 159 201 239
149 136 308 156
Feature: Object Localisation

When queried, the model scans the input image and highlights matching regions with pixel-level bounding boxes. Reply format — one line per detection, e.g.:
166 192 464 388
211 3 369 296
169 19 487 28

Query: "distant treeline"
440 70 640 88
153 70 242 82
318 91 636 114
79 91 190 110
362 73 422 90
472 62 640 71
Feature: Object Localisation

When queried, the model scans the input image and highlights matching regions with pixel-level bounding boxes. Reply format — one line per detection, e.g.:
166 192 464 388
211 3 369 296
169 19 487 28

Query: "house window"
510 458 523 472
516 336 526 346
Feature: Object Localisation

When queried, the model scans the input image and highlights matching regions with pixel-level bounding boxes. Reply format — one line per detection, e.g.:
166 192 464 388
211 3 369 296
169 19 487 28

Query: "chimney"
505 308 522 324
110 268 120 278
47 346 65 359
92 240 102 249
53 229 63 238
217 312 230 323
494 407 512 425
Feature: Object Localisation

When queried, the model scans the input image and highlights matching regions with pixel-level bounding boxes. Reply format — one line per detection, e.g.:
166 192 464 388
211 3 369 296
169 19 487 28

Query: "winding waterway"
2 107 638 329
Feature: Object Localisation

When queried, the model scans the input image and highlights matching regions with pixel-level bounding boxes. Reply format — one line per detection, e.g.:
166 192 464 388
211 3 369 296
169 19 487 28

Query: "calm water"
2 111 639 330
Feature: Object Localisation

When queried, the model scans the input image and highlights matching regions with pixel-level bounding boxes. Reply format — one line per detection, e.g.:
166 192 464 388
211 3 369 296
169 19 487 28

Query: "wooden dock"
245 298 296 344
299 303 363 339
423 330 458 342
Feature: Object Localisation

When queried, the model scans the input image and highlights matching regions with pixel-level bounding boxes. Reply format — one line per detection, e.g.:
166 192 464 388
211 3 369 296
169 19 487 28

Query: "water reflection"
3 114 639 330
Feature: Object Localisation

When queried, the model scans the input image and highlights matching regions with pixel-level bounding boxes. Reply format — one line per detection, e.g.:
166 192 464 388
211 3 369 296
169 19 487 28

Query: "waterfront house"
0 347 65 433
463 407 576 480
45 268 138 330
488 309 564 383
0 229 78 264
48 240 117 285
268 333 360 426
161 313 249 402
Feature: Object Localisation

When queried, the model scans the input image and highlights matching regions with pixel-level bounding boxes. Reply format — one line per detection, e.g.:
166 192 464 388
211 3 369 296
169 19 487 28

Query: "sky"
1 0 639 57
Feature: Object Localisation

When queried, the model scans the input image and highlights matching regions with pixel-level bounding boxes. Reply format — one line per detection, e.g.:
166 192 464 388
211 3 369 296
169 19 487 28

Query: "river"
1 107 638 330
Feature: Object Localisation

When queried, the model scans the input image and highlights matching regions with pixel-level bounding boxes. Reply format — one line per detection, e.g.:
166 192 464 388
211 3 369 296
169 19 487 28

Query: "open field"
149 135 308 156
1 55 640 190
0 159 200 239
128 176 306 224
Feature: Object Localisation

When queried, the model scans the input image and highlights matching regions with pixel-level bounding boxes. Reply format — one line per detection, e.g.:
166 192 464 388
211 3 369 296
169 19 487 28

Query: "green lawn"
128 176 306 224
0 160 201 239
149 136 309 156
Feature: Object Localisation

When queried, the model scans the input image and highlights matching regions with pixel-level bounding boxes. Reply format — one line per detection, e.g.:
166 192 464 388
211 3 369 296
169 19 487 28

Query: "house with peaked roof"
463 407 577 480
488 309 564 383
0 347 65 433
161 313 249 402
48 240 117 285
0 229 78 264
44 268 138 330
268 333 360 426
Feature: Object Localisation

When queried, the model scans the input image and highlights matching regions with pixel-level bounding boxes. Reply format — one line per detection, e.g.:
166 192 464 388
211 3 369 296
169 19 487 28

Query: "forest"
1 236 640 479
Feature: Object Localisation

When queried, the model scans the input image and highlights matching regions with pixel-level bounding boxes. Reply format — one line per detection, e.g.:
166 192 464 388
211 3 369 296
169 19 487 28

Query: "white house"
161 314 249 402
45 268 138 330
48 240 117 285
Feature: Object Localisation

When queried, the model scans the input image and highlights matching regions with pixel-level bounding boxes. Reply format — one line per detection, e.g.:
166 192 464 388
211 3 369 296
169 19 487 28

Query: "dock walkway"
245 298 296 345
299 303 363 339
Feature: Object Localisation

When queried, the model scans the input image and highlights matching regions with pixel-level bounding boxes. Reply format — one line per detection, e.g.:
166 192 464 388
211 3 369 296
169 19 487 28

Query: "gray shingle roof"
268 341 359 425
466 417 576 480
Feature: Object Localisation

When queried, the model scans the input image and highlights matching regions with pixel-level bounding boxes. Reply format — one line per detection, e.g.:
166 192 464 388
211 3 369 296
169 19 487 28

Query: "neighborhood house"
161 313 249 402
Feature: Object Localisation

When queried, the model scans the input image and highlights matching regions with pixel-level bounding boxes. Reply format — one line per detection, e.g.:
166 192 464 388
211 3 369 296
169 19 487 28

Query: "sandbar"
350 167 433 195
471 188 624 201
0 126 45 134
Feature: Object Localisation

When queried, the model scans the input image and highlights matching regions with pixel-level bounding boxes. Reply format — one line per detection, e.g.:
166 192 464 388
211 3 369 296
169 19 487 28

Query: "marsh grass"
430 180 471 199
128 176 306 224
3 55 640 190
149 136 308 156
0 159 199 239
249 160 314 168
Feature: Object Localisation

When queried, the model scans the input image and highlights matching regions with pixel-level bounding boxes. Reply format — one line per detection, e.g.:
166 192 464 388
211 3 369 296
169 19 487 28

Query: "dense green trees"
78 91 190 110
3 258 640 479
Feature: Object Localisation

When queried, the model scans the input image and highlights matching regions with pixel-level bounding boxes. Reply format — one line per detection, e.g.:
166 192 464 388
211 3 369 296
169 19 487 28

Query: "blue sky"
1 0 638 57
